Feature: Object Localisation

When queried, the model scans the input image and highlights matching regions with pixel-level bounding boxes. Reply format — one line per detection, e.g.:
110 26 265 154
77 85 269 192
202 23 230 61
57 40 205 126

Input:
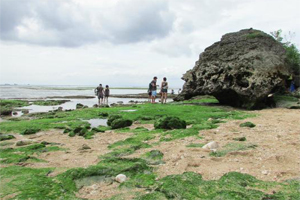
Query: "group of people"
95 76 171 105
94 84 110 105
148 76 169 104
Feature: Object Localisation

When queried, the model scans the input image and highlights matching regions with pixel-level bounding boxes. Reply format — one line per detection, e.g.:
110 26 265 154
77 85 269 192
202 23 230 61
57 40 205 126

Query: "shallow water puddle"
84 119 108 127
75 175 113 188
120 109 137 112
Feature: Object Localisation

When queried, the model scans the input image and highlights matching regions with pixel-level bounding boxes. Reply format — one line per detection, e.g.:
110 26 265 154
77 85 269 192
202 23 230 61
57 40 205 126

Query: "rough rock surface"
175 29 290 109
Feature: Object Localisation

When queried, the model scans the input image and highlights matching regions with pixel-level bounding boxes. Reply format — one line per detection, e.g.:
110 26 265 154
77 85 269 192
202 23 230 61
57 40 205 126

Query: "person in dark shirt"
150 76 158 103
95 84 104 105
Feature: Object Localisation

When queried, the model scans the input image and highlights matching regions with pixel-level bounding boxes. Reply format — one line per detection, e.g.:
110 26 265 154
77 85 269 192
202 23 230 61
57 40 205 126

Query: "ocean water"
0 85 150 114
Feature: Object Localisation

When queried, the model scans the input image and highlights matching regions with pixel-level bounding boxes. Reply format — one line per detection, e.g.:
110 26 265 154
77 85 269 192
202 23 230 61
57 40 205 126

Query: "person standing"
104 85 110 104
95 84 104 105
160 77 168 104
150 76 158 103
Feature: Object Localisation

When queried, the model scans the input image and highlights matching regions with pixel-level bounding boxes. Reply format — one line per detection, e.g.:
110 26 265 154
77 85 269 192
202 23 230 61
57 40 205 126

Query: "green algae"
0 143 64 164
154 116 186 130
240 122 256 128
210 142 257 157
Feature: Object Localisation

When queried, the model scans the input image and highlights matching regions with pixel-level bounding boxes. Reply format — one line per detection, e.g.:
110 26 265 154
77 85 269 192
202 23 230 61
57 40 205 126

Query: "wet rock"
0 134 15 141
22 110 29 114
107 115 122 126
16 139 35 146
175 29 290 109
93 104 99 108
76 103 84 109
111 118 133 129
98 112 109 117
117 101 124 104
20 128 41 135
12 111 18 115
115 174 127 183
202 141 219 150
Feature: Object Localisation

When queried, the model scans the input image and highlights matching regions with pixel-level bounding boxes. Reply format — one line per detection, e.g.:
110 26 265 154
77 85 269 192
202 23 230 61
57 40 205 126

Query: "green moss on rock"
240 122 256 128
111 118 133 129
154 116 186 130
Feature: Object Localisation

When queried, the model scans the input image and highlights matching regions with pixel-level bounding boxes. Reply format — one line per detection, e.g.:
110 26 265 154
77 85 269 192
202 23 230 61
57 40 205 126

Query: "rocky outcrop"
175 29 290 109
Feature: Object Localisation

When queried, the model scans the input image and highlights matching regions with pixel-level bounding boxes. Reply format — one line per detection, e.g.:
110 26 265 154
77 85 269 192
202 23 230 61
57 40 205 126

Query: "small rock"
15 139 35 146
262 170 269 175
79 144 91 150
202 141 219 150
115 174 127 183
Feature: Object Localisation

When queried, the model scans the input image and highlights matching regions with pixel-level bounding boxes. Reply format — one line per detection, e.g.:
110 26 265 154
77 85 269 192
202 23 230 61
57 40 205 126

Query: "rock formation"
175 29 290 109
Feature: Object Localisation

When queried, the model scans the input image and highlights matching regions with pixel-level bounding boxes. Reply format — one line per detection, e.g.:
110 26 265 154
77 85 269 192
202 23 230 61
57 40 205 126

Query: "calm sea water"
0 85 151 114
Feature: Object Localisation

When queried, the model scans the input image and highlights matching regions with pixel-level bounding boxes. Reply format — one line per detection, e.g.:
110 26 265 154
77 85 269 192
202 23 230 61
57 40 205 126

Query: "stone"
175 29 290 109
16 139 35 146
111 118 133 129
115 174 127 183
202 141 219 150
76 103 84 109
79 144 91 150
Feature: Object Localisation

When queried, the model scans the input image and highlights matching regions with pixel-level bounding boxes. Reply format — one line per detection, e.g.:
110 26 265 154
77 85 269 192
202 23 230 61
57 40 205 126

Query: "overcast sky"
0 0 299 87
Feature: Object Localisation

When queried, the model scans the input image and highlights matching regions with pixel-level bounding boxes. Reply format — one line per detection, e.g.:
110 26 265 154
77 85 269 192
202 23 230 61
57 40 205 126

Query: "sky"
0 0 299 87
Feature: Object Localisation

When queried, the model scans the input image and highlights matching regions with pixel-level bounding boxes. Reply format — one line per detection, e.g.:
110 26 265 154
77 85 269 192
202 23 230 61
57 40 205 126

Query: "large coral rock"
175 29 290 109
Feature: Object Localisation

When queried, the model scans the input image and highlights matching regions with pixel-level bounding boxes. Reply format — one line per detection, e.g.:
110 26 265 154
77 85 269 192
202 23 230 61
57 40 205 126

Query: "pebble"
115 174 127 183
202 141 219 150
262 170 269 175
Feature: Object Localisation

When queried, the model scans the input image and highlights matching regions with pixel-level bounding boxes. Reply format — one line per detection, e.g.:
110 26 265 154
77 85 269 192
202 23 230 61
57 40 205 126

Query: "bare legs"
161 92 167 104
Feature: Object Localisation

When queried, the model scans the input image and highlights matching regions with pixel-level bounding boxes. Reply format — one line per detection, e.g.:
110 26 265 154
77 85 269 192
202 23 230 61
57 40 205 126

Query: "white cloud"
0 0 299 87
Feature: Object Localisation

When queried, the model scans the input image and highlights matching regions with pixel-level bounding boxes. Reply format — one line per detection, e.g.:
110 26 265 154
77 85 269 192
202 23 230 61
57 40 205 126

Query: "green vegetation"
20 128 41 135
0 133 15 141
3 98 298 199
186 143 204 148
154 116 186 130
134 171 300 200
141 150 164 165
0 99 29 116
111 118 133 129
210 142 257 157
246 31 272 39
271 29 300 75
239 122 256 128
233 136 247 141
0 143 63 164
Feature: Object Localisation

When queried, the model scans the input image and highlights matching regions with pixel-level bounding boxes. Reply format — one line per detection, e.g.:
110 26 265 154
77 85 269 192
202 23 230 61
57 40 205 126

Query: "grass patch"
0 143 64 164
186 143 204 148
210 142 257 157
138 172 300 200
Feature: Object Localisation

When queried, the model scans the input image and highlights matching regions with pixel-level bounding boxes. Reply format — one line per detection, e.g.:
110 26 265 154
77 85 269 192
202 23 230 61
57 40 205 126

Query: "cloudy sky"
0 0 299 87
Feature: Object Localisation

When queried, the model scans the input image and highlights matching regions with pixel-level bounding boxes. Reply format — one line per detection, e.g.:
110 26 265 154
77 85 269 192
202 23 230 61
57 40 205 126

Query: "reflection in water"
84 119 108 127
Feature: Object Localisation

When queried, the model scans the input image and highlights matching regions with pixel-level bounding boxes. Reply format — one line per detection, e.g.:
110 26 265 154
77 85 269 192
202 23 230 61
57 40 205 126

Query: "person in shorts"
95 84 104 105
150 76 158 103
160 77 168 104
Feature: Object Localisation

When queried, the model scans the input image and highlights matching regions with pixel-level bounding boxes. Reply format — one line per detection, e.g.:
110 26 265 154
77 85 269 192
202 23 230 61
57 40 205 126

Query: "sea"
0 85 174 115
